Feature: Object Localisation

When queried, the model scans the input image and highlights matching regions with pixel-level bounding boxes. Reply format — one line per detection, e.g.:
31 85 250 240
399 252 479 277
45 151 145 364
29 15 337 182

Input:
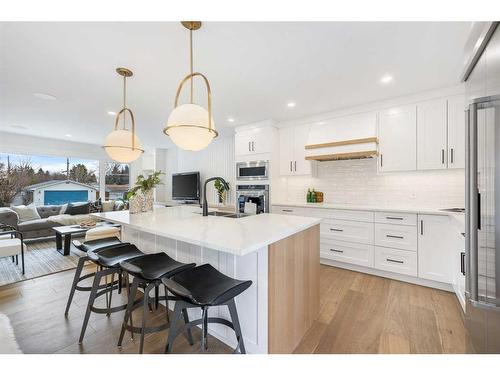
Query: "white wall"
275 158 464 208
160 136 236 206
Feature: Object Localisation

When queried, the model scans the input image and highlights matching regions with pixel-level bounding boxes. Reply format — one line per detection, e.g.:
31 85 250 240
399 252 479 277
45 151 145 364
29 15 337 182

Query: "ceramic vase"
142 190 154 212
129 192 144 214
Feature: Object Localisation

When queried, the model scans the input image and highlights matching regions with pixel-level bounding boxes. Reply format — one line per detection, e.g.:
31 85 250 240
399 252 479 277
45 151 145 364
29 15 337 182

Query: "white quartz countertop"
92 206 321 257
272 201 465 232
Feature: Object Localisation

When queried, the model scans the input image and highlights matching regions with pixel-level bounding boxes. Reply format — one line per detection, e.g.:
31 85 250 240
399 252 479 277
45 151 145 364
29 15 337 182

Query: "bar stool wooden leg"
65 256 88 316
140 283 154 354
118 277 139 346
227 299 246 354
79 270 102 344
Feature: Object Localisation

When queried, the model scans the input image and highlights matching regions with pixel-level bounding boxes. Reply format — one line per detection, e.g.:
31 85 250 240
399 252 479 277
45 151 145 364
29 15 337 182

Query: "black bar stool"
65 237 125 316
72 241 145 343
118 252 196 354
162 264 252 354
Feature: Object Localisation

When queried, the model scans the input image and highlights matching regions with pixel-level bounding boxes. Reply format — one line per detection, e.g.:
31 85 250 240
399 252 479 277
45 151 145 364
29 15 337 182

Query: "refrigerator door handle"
467 103 479 304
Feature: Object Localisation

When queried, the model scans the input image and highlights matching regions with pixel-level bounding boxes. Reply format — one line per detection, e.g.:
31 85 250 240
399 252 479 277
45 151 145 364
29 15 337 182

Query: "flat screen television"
172 172 200 203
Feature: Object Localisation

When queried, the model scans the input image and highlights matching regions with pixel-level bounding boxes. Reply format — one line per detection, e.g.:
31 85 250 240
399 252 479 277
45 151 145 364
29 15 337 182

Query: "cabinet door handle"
248 141 251 152
330 249 344 253
282 209 293 213
386 216 403 220
386 234 404 239
294 161 297 171
386 258 404 264
461 252 466 275
450 148 454 164
420 219 424 235
380 154 383 168
252 141 255 151
290 161 292 172
330 228 343 232
441 149 445 164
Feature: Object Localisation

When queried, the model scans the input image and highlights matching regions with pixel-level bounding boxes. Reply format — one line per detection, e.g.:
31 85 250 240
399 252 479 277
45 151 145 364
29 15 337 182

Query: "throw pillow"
10 204 41 223
65 202 91 215
59 203 68 215
101 200 115 212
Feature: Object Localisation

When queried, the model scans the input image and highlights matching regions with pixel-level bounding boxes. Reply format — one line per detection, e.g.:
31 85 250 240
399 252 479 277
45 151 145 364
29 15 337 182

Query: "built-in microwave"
236 160 269 180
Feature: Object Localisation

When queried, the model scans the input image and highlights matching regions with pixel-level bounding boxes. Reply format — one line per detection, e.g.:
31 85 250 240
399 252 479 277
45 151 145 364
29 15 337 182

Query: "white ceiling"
0 22 471 149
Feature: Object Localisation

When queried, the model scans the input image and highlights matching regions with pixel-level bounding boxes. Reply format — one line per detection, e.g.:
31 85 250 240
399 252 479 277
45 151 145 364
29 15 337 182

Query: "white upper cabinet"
378 105 417 172
447 95 466 169
235 127 274 157
279 127 295 175
417 98 448 170
279 124 311 175
417 214 453 284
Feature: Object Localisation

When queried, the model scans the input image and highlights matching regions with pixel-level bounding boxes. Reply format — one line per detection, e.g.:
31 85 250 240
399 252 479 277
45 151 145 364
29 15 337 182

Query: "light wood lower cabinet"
374 246 418 277
268 224 320 353
320 238 374 268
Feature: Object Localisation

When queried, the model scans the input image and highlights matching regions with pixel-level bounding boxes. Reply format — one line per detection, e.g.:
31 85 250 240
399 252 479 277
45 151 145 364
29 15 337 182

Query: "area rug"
0 313 22 353
0 239 82 287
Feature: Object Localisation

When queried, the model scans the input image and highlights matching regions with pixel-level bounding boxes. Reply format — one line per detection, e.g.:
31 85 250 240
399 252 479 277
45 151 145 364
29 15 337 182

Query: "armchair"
0 223 26 274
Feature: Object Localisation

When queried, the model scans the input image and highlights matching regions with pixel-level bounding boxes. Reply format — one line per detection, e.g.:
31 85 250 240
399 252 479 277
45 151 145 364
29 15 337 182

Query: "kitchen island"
92 206 321 354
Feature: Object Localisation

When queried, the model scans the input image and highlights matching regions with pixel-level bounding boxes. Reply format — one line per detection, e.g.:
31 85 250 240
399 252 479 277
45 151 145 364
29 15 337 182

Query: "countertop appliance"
236 160 269 180
172 172 200 204
464 22 500 353
236 184 269 215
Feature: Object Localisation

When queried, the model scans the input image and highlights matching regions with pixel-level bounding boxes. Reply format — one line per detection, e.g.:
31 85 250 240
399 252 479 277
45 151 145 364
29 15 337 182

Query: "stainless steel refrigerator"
464 21 500 353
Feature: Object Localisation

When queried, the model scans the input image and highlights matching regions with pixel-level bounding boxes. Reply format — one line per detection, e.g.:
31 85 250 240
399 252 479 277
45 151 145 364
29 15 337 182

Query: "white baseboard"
320 258 454 292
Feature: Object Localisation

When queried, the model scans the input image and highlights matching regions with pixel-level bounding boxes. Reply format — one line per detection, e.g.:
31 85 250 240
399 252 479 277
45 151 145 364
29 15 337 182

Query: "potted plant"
127 171 162 213
214 178 230 204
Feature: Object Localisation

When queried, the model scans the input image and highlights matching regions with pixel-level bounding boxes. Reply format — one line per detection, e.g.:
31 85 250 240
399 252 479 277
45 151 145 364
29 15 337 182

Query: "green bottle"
307 188 312 203
311 188 316 203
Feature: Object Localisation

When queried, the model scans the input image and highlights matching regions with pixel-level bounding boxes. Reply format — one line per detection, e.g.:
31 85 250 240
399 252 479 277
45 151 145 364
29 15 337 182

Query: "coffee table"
54 222 121 256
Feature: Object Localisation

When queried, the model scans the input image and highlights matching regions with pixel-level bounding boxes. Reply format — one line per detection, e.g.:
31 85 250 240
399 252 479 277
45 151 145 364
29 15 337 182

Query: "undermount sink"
204 211 232 216
223 213 250 219
196 211 249 218
439 208 465 213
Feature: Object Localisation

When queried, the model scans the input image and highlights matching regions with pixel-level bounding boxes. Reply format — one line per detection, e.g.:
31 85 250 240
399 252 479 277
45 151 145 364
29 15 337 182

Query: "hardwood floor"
294 265 468 354
0 263 468 354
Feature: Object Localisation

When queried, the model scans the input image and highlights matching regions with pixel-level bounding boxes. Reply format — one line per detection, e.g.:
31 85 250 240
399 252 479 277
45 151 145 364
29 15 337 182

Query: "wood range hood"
304 113 379 162
305 137 378 161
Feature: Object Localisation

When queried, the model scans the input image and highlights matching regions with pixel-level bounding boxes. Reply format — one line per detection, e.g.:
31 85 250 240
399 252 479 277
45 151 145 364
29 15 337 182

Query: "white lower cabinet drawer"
374 246 417 276
321 219 374 244
320 239 374 268
374 211 417 226
374 223 417 251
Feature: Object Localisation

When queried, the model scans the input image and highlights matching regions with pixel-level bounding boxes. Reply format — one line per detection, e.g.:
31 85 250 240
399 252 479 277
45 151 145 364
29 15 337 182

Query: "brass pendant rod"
122 75 127 130
173 72 213 131
189 29 194 104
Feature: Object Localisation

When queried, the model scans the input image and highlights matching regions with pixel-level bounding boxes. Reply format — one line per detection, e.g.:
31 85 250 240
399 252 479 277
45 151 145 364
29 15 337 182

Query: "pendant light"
163 21 218 151
104 67 144 163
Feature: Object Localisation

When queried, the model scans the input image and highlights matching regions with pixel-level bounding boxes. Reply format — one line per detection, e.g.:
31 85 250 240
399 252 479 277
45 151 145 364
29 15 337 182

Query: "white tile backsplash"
275 158 464 208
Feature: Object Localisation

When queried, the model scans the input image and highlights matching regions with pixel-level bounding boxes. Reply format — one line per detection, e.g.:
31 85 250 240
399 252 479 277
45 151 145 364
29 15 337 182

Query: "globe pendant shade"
165 103 217 151
104 129 143 163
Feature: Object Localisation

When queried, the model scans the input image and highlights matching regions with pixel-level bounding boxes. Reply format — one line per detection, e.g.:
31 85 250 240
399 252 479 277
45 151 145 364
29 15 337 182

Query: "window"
105 162 130 201
0 153 99 207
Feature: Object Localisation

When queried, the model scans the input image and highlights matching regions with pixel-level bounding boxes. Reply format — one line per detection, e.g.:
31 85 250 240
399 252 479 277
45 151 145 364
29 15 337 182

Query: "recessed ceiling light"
33 92 57 100
287 102 296 108
380 75 393 84
65 134 72 138
227 117 235 123
107 111 116 116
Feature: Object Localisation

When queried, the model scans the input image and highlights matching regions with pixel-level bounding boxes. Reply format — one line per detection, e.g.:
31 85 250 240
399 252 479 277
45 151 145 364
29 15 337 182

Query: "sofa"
0 200 126 240
0 204 82 239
